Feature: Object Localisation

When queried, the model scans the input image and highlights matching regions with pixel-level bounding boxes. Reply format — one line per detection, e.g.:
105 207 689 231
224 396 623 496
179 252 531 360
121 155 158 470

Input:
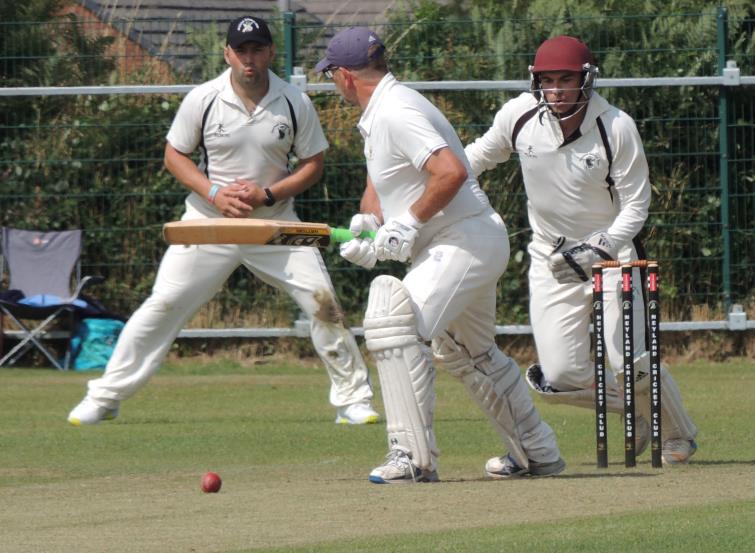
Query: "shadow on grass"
350 472 664 484
687 459 755 466
575 459 755 467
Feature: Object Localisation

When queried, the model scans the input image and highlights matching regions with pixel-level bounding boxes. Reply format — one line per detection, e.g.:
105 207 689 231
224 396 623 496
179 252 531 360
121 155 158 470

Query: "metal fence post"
283 11 296 81
717 6 732 311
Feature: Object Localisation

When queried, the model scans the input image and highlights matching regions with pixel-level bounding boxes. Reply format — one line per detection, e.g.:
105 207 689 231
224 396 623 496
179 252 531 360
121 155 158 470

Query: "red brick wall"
59 4 175 83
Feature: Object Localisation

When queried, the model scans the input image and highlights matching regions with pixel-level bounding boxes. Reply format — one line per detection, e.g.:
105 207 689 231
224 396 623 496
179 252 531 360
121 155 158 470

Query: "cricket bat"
162 219 372 248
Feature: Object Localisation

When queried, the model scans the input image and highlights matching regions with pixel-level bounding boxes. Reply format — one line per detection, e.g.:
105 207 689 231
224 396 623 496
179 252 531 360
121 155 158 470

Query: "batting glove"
548 231 618 283
348 213 381 236
374 211 423 262
340 239 377 269
339 213 381 269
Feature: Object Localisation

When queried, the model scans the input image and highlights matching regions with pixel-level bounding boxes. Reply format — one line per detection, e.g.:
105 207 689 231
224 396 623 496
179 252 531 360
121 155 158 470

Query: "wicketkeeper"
465 35 698 464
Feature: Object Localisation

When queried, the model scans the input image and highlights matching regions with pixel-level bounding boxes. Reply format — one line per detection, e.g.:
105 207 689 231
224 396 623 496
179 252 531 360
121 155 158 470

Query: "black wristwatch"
263 188 276 207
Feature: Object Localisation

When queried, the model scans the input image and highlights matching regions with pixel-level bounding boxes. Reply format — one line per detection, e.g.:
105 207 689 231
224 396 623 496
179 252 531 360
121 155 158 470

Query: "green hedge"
1 1 753 326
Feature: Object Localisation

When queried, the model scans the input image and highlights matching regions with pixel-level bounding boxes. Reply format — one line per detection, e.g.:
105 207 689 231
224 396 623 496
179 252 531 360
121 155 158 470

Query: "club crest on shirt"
212 123 229 137
522 145 537 158
581 153 601 170
272 122 291 140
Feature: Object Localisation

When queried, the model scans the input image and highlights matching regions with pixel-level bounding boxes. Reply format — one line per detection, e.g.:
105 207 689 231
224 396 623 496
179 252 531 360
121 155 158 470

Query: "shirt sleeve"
390 105 447 171
291 91 329 160
605 112 651 245
464 101 516 177
165 86 207 154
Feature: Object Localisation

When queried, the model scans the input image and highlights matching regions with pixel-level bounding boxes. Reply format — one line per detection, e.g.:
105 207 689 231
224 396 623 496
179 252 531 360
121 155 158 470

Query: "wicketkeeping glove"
374 211 423 262
338 213 381 269
547 231 618 283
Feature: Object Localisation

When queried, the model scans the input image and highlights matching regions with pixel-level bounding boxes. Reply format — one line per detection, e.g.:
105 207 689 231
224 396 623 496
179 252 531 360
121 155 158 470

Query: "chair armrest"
71 275 105 299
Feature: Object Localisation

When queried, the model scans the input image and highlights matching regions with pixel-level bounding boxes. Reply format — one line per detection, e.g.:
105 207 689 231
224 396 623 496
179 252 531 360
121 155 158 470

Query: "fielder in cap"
465 35 698 465
68 16 380 428
320 26 565 483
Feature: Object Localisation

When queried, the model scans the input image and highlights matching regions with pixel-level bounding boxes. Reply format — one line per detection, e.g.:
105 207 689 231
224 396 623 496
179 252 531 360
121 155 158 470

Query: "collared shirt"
358 73 490 238
167 68 328 218
465 91 650 257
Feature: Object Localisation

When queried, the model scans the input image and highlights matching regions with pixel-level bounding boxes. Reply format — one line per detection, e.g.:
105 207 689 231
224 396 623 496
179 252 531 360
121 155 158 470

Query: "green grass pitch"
1 357 754 552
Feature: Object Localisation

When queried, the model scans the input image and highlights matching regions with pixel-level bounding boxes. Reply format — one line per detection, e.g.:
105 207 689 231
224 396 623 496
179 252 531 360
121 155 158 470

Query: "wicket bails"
592 260 663 469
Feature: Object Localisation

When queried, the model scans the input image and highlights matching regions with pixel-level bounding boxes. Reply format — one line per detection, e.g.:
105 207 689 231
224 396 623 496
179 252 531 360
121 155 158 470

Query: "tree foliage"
361 0 755 319
1 1 753 326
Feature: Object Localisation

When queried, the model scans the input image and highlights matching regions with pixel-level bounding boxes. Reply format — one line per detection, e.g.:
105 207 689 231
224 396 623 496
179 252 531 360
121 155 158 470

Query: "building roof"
292 0 399 26
78 0 399 74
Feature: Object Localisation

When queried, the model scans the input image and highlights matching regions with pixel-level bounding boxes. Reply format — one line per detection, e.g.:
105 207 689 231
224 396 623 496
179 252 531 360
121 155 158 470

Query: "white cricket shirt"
358 73 490 238
465 91 650 257
166 68 328 218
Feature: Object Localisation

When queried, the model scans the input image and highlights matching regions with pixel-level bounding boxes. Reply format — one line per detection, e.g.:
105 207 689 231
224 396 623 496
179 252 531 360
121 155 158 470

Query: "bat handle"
329 228 376 243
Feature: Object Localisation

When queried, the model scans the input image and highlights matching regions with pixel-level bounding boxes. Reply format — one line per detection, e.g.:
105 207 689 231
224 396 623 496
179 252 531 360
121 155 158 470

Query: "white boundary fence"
2 66 753 339
2 73 754 97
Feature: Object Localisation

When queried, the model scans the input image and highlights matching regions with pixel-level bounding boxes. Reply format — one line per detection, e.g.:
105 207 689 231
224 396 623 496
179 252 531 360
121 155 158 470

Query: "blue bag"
70 318 125 371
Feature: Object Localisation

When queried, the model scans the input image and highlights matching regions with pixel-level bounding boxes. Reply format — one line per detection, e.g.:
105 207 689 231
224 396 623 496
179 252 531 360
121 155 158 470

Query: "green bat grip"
329 228 376 243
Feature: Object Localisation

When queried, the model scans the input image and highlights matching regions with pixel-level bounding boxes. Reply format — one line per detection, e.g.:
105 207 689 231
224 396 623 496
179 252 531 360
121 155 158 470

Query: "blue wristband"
208 184 220 204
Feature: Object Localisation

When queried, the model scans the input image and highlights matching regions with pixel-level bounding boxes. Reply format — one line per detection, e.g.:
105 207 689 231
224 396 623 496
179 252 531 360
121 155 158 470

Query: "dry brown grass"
166 329 754 369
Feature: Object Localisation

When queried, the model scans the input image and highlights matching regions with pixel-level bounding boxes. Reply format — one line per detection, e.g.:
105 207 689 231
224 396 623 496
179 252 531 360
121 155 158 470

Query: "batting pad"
434 335 541 469
364 275 438 470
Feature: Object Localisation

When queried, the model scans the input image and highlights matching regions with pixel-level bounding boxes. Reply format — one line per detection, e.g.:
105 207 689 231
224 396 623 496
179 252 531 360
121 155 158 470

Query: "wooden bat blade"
163 219 333 247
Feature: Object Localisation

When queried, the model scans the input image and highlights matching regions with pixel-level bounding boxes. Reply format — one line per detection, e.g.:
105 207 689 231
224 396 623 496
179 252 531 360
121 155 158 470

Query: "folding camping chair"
0 227 104 370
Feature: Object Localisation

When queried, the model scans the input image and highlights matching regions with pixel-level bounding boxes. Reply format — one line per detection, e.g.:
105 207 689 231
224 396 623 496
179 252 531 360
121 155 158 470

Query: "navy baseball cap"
314 27 385 73
226 16 273 48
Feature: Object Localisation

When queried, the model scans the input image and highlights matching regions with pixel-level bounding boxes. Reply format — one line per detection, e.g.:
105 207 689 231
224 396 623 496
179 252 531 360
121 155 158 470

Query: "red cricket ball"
201 471 222 493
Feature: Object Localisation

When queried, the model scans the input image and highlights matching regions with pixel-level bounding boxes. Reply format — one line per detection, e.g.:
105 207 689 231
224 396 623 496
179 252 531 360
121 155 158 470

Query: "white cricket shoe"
368 446 439 484
662 439 698 465
67 397 119 426
335 402 379 425
485 453 566 479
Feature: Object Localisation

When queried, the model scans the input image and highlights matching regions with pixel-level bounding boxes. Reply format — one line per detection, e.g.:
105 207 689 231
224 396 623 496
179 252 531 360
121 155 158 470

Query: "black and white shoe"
485 453 565 479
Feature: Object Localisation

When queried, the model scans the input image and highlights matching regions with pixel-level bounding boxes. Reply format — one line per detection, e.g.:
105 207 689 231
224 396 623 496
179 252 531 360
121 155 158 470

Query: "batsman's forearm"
360 178 383 221
411 177 463 222
411 147 467 222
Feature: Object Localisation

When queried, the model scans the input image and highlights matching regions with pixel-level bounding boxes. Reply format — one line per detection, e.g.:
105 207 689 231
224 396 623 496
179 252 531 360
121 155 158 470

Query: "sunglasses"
324 66 340 79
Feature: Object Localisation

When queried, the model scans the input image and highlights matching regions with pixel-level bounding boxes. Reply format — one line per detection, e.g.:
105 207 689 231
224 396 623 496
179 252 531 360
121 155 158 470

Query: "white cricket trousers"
408 209 558 459
406 210 509 352
528 243 648 391
86 241 373 409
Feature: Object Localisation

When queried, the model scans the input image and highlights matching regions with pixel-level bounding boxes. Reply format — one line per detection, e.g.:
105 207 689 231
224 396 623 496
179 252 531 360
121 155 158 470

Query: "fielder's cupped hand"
214 181 255 218
374 211 423 263
339 213 380 269
548 231 618 283
232 178 268 208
